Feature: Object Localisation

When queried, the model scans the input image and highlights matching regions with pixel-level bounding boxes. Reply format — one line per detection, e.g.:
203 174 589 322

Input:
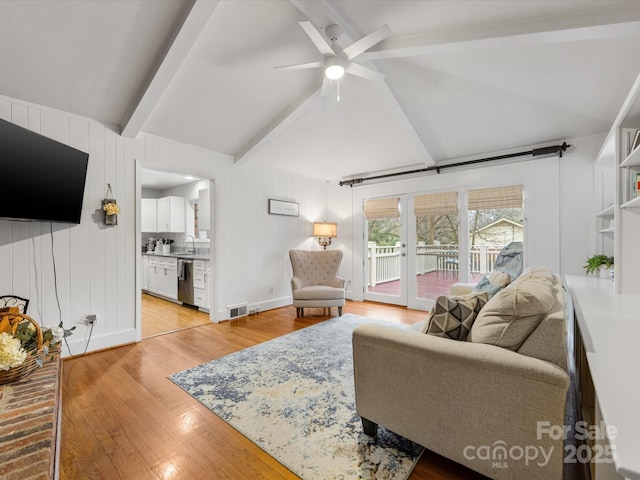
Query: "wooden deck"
368 270 484 299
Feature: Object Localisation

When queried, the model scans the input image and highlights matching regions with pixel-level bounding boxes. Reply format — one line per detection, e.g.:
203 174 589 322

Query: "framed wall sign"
268 199 299 217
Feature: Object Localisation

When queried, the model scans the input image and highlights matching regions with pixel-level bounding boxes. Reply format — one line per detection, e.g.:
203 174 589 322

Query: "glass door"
364 196 408 306
409 191 460 310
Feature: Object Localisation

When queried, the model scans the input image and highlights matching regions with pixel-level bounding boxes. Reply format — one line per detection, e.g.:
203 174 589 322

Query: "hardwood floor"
61 300 488 480
141 293 211 338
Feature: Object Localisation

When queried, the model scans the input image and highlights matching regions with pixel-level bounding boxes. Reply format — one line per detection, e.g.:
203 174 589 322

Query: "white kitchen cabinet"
157 257 178 300
157 196 185 233
141 198 158 233
148 257 158 294
193 260 210 310
142 255 149 291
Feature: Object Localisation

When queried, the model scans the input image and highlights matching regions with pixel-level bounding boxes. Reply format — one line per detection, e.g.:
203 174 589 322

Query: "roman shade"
414 191 458 216
468 185 523 210
364 197 400 219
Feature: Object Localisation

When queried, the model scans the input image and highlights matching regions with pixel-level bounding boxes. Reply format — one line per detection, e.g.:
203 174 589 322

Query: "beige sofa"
352 266 569 480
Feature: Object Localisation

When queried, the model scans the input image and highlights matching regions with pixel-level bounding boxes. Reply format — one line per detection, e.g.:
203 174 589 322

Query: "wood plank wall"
0 95 350 356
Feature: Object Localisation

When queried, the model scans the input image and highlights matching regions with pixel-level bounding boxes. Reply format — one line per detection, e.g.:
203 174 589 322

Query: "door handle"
402 253 406 257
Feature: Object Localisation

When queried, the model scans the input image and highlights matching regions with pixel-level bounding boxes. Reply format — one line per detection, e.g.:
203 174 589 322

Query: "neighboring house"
470 218 523 246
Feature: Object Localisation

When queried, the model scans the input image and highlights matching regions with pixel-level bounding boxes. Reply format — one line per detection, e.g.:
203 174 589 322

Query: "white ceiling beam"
234 87 322 165
367 8 640 59
120 0 219 138
289 0 436 167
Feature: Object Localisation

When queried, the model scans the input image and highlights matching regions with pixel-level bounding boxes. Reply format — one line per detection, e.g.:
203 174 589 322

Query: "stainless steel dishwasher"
177 259 195 306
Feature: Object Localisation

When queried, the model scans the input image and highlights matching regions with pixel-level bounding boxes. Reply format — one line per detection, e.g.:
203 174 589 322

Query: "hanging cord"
106 183 114 198
49 223 94 357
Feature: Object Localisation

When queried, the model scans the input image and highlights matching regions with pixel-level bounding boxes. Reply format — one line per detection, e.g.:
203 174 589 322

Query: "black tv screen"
0 118 89 224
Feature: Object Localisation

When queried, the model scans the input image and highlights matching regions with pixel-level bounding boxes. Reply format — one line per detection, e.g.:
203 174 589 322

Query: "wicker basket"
0 311 45 386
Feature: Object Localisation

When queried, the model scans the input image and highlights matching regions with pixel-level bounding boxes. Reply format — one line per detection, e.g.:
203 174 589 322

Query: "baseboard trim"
60 328 137 358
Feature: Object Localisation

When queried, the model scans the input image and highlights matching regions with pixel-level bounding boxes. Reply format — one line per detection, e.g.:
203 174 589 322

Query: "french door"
364 192 463 310
364 196 408 306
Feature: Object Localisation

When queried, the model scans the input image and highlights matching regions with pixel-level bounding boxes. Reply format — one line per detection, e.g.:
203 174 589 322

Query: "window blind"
468 185 523 210
364 197 400 219
414 191 458 216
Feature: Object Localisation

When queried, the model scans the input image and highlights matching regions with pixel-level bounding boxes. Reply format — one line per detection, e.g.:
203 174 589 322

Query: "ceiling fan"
275 21 391 98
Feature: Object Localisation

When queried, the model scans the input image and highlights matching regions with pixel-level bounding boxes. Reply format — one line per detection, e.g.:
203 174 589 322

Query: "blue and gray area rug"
169 314 423 480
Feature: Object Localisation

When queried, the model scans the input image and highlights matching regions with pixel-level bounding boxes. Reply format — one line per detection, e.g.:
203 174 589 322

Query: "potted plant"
584 254 614 278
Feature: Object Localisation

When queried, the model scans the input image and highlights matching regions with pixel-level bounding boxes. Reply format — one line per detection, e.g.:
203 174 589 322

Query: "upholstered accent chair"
289 249 345 317
0 295 29 314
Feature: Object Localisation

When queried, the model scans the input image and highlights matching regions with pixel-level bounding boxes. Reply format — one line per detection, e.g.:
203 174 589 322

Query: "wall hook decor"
102 183 120 225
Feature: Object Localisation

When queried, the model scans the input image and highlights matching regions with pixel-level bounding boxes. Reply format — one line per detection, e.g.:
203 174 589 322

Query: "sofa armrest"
352 323 569 480
449 282 476 295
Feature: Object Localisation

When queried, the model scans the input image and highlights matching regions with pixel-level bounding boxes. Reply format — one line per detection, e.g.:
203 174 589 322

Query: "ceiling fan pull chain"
337 79 340 102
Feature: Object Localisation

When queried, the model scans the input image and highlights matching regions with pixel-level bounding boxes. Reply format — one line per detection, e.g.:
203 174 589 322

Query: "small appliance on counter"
146 238 156 253
152 238 175 254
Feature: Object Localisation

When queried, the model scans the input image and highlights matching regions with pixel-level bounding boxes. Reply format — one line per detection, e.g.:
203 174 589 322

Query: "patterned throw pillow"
424 292 489 341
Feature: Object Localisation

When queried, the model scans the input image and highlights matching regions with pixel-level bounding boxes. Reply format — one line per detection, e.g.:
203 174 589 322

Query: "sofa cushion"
292 285 345 301
424 292 488 341
469 274 556 351
517 265 554 282
488 270 511 288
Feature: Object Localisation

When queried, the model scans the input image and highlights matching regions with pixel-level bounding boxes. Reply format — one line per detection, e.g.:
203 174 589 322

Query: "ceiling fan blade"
274 61 323 71
346 62 385 82
320 76 334 97
299 21 335 56
342 24 391 61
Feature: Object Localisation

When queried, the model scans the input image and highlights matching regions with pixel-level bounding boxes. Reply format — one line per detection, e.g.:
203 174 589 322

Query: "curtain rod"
338 141 570 187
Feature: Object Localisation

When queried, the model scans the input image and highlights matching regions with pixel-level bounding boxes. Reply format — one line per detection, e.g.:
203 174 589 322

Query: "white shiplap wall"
0 96 348 356
0 92 597 356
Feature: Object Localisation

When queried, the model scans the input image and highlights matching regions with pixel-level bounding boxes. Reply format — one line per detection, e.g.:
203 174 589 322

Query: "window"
468 185 523 276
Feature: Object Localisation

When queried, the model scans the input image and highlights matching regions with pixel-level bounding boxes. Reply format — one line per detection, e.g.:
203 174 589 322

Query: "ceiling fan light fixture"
324 56 345 80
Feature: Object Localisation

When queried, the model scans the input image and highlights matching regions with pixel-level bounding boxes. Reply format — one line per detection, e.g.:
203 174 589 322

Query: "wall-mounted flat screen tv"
0 117 89 224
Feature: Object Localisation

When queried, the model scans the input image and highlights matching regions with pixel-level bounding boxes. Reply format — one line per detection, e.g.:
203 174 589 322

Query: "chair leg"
361 417 378 437
299 307 304 317
338 306 342 316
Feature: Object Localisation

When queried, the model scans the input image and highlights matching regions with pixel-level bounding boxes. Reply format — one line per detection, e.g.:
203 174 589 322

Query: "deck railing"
368 242 503 286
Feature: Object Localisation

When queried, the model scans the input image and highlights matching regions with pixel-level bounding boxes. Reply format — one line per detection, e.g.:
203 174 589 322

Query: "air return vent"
228 303 248 320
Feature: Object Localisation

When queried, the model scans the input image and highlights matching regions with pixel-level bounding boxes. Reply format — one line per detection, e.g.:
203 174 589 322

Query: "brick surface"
0 351 61 480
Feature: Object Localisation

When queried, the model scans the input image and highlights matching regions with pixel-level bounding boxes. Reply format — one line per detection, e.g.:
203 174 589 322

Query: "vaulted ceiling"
2 0 640 182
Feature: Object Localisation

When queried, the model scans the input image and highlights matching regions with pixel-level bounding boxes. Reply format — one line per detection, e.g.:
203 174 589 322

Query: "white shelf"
620 196 640 209
565 275 640 480
620 143 640 168
598 227 615 234
597 205 615 217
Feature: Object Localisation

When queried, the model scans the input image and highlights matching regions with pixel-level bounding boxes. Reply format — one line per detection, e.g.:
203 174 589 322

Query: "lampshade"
313 222 337 238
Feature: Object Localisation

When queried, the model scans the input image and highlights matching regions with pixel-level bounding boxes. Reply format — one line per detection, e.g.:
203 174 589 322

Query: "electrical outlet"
85 314 97 325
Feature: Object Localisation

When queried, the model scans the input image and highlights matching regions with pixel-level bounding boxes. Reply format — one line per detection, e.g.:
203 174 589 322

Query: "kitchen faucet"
185 235 196 254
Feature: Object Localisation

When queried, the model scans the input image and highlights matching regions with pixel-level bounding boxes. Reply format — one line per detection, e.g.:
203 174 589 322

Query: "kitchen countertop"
143 251 210 261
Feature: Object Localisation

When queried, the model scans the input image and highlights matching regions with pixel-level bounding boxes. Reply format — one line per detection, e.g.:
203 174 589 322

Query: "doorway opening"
138 165 215 339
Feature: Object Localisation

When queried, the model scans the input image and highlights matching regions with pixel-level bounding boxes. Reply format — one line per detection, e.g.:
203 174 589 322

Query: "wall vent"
228 303 248 320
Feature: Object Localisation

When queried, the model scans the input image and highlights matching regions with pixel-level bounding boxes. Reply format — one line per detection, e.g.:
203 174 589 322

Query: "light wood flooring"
141 293 211 338
61 298 490 479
